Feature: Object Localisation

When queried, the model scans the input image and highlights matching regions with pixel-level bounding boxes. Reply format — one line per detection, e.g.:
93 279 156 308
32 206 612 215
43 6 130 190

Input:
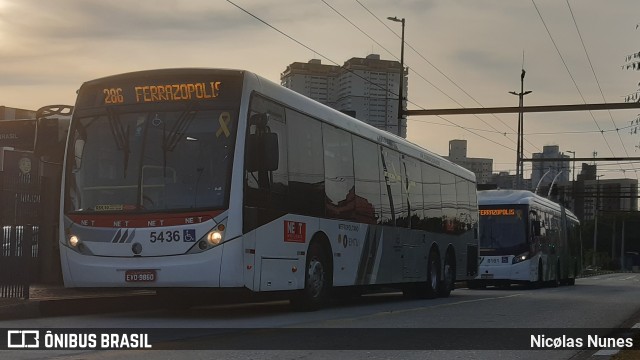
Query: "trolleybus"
472 190 580 288
59 68 479 308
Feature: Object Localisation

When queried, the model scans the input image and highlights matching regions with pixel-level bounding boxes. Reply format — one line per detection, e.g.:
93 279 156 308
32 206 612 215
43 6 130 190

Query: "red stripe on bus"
67 210 224 227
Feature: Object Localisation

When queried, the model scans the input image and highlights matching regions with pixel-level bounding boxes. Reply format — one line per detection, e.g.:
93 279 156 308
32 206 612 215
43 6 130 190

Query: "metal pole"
387 16 405 138
621 219 626 271
612 219 616 267
593 176 602 267
509 70 531 190
398 18 405 137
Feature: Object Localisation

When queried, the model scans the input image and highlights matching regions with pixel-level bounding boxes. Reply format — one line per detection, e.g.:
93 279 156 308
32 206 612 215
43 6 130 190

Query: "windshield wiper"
163 102 197 152
106 107 130 178
161 103 197 177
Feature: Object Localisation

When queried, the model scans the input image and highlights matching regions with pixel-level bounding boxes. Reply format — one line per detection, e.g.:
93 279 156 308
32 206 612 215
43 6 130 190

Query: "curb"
0 293 158 321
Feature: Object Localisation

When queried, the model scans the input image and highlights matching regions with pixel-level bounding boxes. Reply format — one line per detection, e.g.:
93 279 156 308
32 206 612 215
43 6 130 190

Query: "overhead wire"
320 0 521 151
353 0 543 156
226 0 518 153
565 0 639 179
531 0 628 177
413 118 638 136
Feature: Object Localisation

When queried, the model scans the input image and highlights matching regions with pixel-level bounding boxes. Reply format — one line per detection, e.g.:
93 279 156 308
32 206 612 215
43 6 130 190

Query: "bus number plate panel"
125 270 156 282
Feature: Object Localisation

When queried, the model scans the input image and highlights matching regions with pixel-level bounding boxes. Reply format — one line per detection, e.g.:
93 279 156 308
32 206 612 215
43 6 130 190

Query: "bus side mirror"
532 220 541 237
246 132 279 172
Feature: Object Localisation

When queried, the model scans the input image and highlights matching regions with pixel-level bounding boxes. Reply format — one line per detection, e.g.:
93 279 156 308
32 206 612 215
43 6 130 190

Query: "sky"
1 0 639 180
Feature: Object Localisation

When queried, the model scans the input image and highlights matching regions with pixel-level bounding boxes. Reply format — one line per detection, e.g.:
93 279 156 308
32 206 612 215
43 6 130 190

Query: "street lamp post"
387 16 405 137
509 70 532 189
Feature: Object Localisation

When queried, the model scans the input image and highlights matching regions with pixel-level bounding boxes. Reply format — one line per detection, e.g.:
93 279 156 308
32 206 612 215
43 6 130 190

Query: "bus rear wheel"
291 241 331 311
438 251 455 297
418 249 440 299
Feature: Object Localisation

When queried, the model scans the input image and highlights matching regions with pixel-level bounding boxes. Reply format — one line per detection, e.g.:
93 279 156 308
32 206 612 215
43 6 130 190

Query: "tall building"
281 54 407 138
444 139 493 184
531 145 570 191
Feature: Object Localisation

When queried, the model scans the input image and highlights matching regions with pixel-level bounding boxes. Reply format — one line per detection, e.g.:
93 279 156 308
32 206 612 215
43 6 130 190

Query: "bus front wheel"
291 241 332 311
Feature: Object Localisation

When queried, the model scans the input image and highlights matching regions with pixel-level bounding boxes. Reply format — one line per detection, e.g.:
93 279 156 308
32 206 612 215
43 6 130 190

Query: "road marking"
593 349 620 356
315 294 523 325
620 275 637 281
591 323 640 357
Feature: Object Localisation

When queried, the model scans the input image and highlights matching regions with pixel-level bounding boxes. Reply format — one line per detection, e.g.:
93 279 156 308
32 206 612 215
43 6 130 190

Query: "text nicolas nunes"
531 334 633 349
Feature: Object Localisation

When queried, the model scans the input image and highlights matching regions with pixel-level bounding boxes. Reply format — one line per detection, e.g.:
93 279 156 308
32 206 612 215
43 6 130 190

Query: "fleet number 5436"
149 230 180 243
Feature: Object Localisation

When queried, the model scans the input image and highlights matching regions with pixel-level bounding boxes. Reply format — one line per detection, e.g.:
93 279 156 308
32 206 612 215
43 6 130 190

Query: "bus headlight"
512 252 529 264
187 219 228 254
69 235 81 247
207 231 223 246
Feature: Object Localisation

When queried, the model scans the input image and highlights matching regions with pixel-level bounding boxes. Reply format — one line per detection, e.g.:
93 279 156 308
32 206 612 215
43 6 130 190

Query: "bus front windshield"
65 106 237 213
479 206 528 256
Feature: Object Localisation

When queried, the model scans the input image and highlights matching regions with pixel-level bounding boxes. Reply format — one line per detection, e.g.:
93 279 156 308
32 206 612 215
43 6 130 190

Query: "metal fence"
0 172 41 299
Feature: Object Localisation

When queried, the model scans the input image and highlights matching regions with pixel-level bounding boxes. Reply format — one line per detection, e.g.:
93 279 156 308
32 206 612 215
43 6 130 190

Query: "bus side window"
244 95 288 212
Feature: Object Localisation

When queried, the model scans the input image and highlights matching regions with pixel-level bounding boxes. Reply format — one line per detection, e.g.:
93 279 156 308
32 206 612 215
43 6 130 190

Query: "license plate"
125 269 156 282
481 274 494 279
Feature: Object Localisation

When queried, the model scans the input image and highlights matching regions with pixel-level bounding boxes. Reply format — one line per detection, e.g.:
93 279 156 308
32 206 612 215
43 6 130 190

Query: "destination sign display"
75 71 243 108
479 208 516 216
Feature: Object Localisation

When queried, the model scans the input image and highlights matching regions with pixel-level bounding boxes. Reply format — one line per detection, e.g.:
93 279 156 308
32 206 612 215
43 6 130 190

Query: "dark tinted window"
323 124 355 220
403 155 423 229
286 109 324 216
456 177 470 233
353 136 382 224
380 147 404 226
422 163 443 232
441 172 456 233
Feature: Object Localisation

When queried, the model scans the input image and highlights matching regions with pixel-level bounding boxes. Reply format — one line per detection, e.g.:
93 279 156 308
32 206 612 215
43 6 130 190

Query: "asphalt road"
2 273 640 360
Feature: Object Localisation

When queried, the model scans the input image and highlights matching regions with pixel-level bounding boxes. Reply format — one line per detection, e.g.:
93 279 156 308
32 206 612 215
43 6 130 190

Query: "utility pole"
593 174 603 267
509 69 532 189
387 16 405 138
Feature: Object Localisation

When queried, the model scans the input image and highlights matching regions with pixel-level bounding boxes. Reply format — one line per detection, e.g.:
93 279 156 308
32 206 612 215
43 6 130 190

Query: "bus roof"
478 189 578 221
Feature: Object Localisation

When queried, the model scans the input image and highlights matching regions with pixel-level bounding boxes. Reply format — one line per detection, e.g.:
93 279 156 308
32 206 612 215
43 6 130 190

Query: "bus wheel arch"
291 232 333 310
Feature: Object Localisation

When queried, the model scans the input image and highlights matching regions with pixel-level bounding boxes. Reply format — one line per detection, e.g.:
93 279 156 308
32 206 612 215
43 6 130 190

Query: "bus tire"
438 250 455 297
530 261 543 289
418 249 440 299
291 241 332 311
551 261 560 287
567 263 577 286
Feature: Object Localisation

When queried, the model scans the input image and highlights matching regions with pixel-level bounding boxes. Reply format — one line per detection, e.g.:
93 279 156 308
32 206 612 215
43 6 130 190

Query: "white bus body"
474 190 580 288
59 69 479 307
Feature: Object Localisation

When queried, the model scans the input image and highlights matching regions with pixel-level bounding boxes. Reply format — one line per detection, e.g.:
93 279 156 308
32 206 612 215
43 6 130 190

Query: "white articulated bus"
59 68 479 309
472 190 580 288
